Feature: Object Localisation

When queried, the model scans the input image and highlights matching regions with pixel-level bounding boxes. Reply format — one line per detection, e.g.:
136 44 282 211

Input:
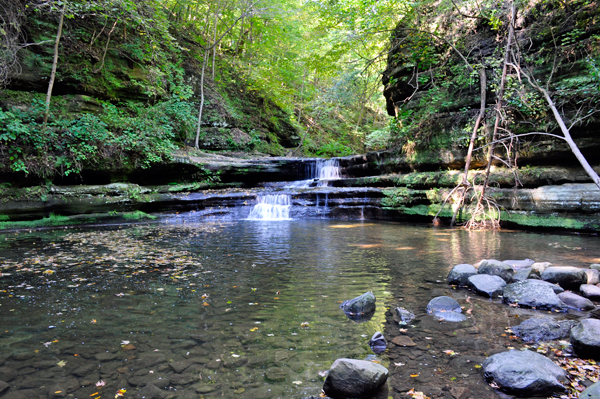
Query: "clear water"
1 220 599 398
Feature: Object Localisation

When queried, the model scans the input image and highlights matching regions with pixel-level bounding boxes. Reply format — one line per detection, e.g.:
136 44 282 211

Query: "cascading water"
247 158 341 220
246 194 292 220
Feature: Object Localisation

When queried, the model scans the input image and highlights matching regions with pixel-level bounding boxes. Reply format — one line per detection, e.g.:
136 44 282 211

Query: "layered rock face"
381 2 600 166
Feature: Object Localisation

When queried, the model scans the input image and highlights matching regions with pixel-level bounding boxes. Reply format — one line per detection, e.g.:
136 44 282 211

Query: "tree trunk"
194 49 209 149
450 67 487 226
478 2 515 205
43 4 65 125
211 5 219 81
540 88 600 189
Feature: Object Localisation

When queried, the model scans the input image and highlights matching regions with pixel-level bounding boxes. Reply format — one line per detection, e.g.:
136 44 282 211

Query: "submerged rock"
512 317 576 343
323 358 388 398
482 350 568 396
558 291 595 310
447 263 477 286
467 274 506 297
368 332 387 354
503 280 568 312
340 291 376 316
571 319 600 360
426 296 466 322
541 266 587 289
478 259 514 283
394 307 415 325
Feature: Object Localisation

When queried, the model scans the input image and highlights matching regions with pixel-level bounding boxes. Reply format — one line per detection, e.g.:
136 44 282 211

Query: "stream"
0 159 599 399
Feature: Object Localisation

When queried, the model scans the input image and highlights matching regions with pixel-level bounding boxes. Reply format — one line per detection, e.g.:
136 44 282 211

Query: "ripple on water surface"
0 220 599 398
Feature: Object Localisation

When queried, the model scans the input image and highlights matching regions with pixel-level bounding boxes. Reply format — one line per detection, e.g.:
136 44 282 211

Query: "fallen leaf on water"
55 391 62 394
121 340 130 345
443 350 459 356
250 327 258 332
202 302 209 306
292 381 302 385
57 360 67 367
410 373 419 377
91 319 97 323
231 354 240 358
267 334 274 337
407 388 430 399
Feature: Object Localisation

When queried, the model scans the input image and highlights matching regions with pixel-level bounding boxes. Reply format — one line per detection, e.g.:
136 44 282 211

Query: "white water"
246 194 292 220
247 159 341 220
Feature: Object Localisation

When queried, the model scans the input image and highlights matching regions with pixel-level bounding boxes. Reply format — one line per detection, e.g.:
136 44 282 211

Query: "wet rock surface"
511 317 576 343
340 291 376 316
368 332 387 354
541 266 587 290
478 259 514 283
558 291 596 310
571 319 600 359
467 274 506 297
503 280 568 312
447 264 477 286
323 358 388 398
482 350 568 396
394 307 415 325
580 284 600 301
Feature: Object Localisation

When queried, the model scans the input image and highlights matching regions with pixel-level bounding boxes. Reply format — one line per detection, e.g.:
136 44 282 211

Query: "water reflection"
0 221 599 398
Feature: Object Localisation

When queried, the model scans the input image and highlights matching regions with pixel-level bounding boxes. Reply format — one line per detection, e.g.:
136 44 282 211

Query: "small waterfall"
306 159 341 180
316 159 341 180
246 194 292 220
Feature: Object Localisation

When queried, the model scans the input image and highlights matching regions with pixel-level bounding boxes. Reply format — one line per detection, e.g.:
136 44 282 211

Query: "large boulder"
426 296 466 322
447 264 477 286
571 319 600 359
523 279 564 294
503 259 535 270
340 291 376 317
541 266 587 290
558 291 595 310
478 259 514 283
511 317 576 343
323 358 388 398
503 281 568 312
580 284 600 301
580 381 600 398
467 274 506 297
482 350 568 396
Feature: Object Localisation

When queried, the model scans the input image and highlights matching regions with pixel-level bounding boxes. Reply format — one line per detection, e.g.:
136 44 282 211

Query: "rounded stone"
512 317 576 343
541 266 587 289
571 319 600 360
467 274 506 297
503 280 568 312
323 358 388 398
426 296 461 314
580 284 600 301
558 291 595 310
447 263 477 286
482 350 568 396
478 259 515 283
580 381 600 398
